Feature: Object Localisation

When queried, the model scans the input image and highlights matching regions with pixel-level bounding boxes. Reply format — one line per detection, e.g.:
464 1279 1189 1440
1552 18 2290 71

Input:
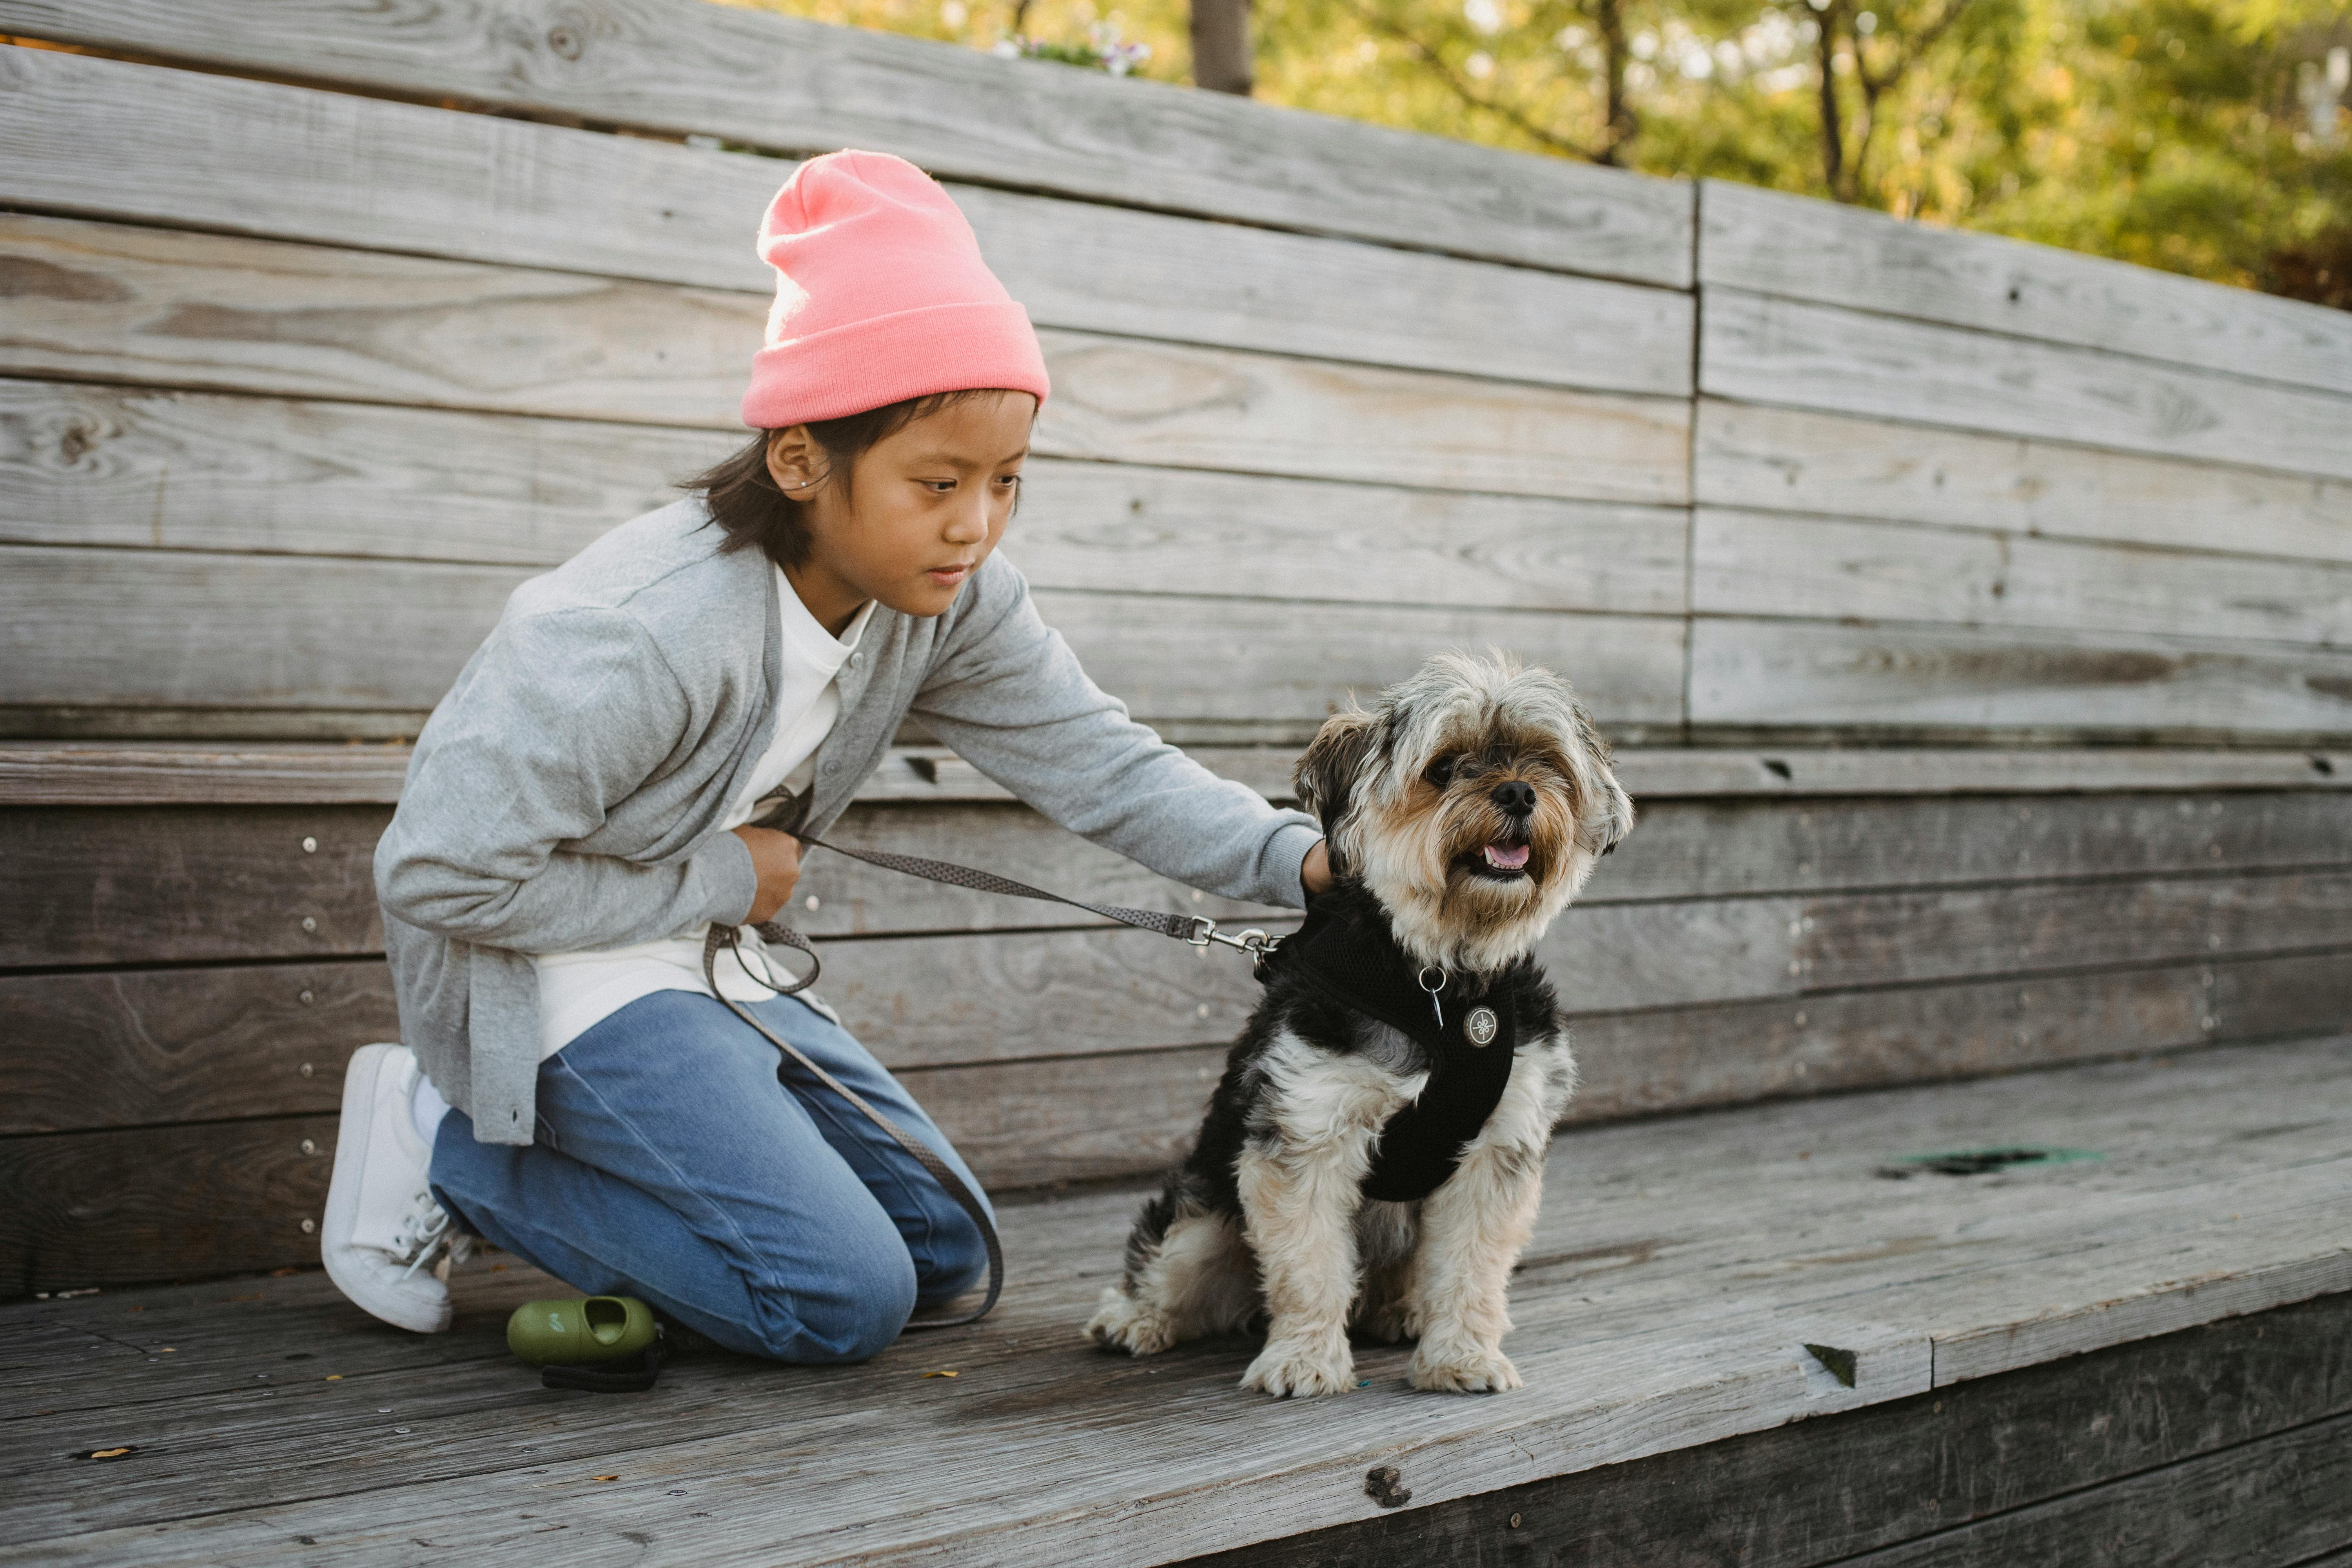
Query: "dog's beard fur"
1085 651 1630 1397
1297 650 1634 975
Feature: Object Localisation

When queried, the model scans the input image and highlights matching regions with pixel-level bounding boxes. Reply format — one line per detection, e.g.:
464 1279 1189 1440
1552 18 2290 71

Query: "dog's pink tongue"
1483 842 1531 870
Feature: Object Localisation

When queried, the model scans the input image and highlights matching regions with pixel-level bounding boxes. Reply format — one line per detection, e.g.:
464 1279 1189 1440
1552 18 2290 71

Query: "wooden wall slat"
955 184 1692 395
5 870 2340 1074
0 380 727 564
1793 870 2352 991
1692 401 2352 568
1838 1415 2352 1568
0 44 771 291
13 793 2350 969
1 217 1689 506
1009 465 1690 614
8 742 2352 808
0 550 1687 735
0 0 1695 287
0 547 525 716
0 805 390 969
1034 331 1688 505
1693 508 2352 648
1701 289 2352 483
11 945 2344 1140
1699 180 2352 398
1691 617 2352 738
0 378 1689 613
0 962 391 1135
1568 949 2352 1122
0 1114 338 1294
1033 591 1687 736
0 211 762 425
0 129 1683 407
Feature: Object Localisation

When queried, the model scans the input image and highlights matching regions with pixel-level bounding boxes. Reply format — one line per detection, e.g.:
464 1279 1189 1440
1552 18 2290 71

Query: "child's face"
775 390 1036 621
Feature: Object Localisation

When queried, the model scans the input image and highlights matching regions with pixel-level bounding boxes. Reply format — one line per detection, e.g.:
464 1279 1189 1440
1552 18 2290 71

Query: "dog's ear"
1294 707 1379 834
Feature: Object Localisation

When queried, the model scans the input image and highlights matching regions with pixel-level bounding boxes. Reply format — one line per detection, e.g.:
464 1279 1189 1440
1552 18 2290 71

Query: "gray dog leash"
699 833 1277 1331
701 920 1002 1330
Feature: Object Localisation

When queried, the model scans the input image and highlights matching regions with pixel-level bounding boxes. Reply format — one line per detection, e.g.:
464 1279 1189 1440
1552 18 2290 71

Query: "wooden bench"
1 2 2348 1559
6 1037 2347 1563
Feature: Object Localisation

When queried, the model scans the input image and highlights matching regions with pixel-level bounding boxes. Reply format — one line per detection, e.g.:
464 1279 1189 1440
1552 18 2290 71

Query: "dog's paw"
1241 1335 1356 1398
1085 1287 1181 1355
1354 1297 1423 1345
1408 1341 1522 1394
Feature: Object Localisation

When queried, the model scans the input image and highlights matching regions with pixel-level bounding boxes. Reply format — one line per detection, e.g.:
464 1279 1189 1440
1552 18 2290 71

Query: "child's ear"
1294 708 1378 835
765 425 826 501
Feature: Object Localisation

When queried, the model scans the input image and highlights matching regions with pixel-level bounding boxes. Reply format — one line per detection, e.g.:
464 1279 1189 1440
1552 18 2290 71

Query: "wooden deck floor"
4 1036 2348 1566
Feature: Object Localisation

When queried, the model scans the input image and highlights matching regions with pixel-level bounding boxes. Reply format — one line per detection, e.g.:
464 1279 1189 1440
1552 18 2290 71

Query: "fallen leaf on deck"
83 1446 138 1461
921 1369 959 1378
325 1375 343 1381
592 1475 619 1482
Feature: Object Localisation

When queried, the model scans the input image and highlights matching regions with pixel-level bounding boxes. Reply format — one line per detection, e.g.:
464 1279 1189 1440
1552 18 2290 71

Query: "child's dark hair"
685 388 1000 568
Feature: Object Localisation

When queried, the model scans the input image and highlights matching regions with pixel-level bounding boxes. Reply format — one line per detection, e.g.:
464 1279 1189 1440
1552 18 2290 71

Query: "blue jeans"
428 988 993 1363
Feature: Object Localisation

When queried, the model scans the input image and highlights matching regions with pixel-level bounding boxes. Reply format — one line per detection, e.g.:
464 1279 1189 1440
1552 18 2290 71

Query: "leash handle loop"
701 925 1003 1332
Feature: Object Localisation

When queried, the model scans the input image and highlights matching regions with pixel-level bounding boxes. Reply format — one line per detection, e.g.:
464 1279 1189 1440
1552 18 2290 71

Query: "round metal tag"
1463 1005 1499 1047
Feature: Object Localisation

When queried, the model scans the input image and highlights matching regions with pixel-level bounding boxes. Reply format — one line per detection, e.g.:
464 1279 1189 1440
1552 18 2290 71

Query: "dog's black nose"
1490 780 1536 815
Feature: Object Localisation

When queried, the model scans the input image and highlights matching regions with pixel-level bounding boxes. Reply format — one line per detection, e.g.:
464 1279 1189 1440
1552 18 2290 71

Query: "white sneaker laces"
392 1192 471 1280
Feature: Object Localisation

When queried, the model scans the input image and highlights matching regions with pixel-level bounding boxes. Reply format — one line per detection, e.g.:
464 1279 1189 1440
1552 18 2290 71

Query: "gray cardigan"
376 499 1321 1145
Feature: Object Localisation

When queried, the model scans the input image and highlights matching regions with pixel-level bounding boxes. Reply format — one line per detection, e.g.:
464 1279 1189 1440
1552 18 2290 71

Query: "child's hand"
1301 839 1333 900
732 826 804 924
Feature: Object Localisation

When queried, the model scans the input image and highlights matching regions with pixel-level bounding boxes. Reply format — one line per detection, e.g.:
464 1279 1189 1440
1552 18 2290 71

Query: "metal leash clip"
1184 917 1283 960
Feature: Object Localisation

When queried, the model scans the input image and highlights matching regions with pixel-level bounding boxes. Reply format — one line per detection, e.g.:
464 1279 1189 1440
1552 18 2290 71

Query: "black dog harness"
1261 904 1521 1203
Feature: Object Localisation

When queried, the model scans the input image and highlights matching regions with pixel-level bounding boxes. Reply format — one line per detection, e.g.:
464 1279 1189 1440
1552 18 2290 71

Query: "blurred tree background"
728 0 2352 305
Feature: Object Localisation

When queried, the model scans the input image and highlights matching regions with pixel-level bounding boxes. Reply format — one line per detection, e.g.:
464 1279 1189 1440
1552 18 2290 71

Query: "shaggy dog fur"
1085 652 1633 1396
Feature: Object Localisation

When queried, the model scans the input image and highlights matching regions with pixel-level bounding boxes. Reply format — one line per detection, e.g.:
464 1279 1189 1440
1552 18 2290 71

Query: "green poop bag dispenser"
506 1296 659 1368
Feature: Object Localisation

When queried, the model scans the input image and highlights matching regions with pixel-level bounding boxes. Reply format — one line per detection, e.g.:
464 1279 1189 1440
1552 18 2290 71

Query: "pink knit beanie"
740 150 1051 429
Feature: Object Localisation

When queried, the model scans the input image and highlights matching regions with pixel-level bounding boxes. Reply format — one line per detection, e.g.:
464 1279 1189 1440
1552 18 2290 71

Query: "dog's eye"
1424 757 1455 787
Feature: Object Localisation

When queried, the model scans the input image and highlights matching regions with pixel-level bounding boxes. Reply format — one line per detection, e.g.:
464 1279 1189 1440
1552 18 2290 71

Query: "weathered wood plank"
12 741 2348 807
1795 869 2352 991
1565 948 2352 1122
0 381 727 564
1695 507 2352 649
1011 465 1690 614
1842 1414 2352 1567
0 962 392 1136
0 44 771 291
0 376 1690 612
0 547 1686 737
0 221 1689 508
1181 1292 2352 1568
1033 590 1687 738
1693 401 2352 567
1031 331 1689 505
0 546 525 715
0 204 1686 421
0 805 390 969
11 789 2349 976
0 212 763 425
1699 179 2352 397
1702 288 2352 483
16 940 2334 1140
0 0 1695 286
2 1041 2341 1563
1690 617 2352 739
956 184 1692 394
0 1114 338 1295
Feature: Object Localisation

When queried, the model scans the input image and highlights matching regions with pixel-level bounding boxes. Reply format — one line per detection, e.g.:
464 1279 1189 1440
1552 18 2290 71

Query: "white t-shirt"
532 570 875 1058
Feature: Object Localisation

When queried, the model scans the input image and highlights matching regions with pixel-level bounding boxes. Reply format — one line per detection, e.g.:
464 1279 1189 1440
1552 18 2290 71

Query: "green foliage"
722 0 2352 301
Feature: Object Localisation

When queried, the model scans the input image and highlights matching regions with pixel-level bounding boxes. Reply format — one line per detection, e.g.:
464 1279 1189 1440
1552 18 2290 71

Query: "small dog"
1086 651 1633 1396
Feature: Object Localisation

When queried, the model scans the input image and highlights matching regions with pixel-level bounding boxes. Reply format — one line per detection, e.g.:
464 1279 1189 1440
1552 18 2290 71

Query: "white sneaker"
321 1044 472 1332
